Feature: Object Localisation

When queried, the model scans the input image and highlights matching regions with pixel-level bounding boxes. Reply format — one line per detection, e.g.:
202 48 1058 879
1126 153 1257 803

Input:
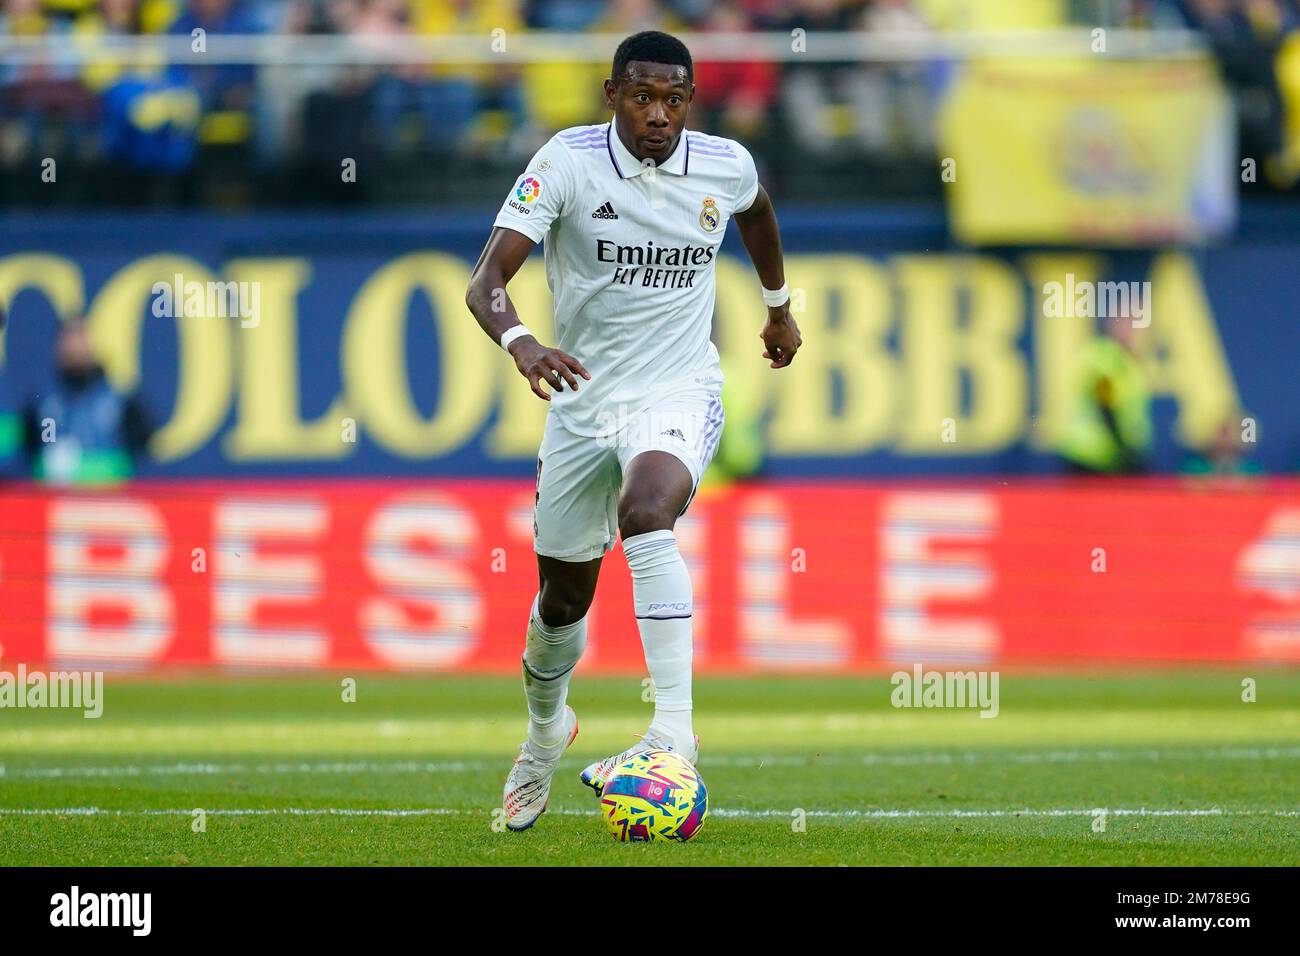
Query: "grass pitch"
0 671 1296 866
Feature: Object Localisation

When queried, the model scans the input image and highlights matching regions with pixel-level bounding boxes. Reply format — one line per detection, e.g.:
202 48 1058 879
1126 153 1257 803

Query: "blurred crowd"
3 0 1300 202
0 0 943 191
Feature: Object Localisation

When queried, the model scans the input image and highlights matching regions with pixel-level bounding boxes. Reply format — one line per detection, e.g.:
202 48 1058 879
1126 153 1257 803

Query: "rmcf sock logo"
50 886 151 936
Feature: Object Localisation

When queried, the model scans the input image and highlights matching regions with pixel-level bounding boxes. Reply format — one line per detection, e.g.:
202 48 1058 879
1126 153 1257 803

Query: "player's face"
604 61 694 164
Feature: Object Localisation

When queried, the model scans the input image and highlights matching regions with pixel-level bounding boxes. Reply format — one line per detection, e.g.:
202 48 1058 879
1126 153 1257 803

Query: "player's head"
605 31 694 165
55 318 99 381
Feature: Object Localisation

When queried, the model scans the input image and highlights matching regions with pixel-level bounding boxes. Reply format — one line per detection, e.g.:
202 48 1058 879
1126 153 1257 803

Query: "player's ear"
603 77 616 110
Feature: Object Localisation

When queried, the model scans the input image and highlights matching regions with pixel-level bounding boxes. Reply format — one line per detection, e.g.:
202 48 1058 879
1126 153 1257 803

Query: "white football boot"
579 730 699 796
502 706 580 832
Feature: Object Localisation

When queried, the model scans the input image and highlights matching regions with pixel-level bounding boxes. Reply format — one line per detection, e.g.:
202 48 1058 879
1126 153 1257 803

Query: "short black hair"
612 31 693 85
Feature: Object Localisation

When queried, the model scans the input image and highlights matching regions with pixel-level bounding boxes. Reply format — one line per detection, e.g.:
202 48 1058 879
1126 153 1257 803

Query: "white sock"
623 529 694 751
522 595 586 757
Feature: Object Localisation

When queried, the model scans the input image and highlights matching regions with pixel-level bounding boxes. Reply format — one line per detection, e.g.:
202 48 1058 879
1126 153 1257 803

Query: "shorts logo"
660 428 685 441
515 176 542 203
699 197 720 232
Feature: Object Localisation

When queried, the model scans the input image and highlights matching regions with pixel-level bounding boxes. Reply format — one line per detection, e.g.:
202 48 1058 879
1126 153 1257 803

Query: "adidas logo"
591 201 618 220
660 428 685 441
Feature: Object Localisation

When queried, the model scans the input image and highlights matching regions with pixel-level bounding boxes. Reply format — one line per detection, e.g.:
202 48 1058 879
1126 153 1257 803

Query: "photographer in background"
19 319 154 487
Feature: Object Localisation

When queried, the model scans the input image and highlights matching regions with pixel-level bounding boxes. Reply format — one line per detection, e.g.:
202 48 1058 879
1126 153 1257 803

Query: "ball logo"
515 176 542 203
699 197 720 232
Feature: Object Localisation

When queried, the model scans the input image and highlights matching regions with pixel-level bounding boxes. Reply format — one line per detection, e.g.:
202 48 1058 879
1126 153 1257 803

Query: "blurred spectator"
168 0 264 114
68 0 204 177
0 0 68 57
1180 412 1265 477
688 0 779 142
8 0 1300 205
76 0 153 93
407 0 529 151
524 0 603 30
594 0 674 34
1057 314 1154 476
19 320 154 486
248 0 342 160
773 0 937 158
516 0 610 133
345 0 445 148
1119 0 1195 29
1176 0 1293 177
853 0 935 155
1 0 82 163
99 70 202 175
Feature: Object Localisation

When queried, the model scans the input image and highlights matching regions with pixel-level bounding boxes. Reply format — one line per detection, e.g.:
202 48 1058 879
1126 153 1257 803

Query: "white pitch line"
2 746 1298 780
0 760 495 779
0 807 1295 819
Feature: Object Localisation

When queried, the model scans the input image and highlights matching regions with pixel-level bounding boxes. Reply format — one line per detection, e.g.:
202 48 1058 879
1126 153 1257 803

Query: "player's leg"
521 553 600 754
522 425 617 754
504 417 617 829
617 449 698 750
579 391 724 794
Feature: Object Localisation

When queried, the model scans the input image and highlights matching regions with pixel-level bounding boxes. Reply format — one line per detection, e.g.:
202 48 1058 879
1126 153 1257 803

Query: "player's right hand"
507 337 591 401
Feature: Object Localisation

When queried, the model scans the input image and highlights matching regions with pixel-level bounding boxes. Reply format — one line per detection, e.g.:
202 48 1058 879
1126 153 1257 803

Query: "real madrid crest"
699 197 720 233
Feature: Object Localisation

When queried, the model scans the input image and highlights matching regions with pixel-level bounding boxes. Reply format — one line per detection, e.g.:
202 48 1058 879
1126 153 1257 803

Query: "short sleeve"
492 139 572 243
733 141 759 213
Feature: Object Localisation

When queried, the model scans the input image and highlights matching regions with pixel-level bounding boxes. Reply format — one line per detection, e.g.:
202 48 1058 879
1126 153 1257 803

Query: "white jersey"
493 122 759 437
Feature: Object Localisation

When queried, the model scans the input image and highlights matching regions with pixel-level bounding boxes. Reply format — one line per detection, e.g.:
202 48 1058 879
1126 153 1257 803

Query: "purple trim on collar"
606 124 624 179
606 123 690 177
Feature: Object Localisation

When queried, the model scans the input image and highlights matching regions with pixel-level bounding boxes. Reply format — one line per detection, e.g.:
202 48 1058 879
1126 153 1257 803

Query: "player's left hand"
760 304 801 369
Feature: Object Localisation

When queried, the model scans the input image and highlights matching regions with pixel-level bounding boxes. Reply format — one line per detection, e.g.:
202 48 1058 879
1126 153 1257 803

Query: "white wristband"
761 283 789 307
499 324 534 351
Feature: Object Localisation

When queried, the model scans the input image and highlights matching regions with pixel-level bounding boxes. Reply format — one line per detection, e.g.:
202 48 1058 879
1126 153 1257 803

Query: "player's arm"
465 226 590 401
733 184 801 369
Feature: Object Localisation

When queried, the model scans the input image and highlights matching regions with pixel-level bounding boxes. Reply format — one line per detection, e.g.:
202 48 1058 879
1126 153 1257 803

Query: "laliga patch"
508 175 542 215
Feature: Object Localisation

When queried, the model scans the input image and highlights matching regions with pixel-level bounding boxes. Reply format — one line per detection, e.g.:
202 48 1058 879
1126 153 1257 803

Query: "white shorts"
533 388 725 562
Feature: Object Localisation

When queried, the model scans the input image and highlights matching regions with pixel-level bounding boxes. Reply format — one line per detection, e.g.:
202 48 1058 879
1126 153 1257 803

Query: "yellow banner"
939 56 1235 245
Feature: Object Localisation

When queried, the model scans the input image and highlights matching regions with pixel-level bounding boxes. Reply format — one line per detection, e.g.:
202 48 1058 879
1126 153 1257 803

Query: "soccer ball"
599 750 707 843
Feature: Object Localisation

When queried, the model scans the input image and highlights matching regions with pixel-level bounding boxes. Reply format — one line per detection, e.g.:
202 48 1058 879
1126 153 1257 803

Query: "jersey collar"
606 123 689 179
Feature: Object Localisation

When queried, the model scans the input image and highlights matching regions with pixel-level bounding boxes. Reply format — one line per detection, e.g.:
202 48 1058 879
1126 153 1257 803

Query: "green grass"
0 672 1297 865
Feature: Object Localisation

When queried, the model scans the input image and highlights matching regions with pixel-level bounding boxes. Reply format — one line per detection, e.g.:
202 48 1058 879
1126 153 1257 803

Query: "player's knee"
618 491 677 538
537 584 593 628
